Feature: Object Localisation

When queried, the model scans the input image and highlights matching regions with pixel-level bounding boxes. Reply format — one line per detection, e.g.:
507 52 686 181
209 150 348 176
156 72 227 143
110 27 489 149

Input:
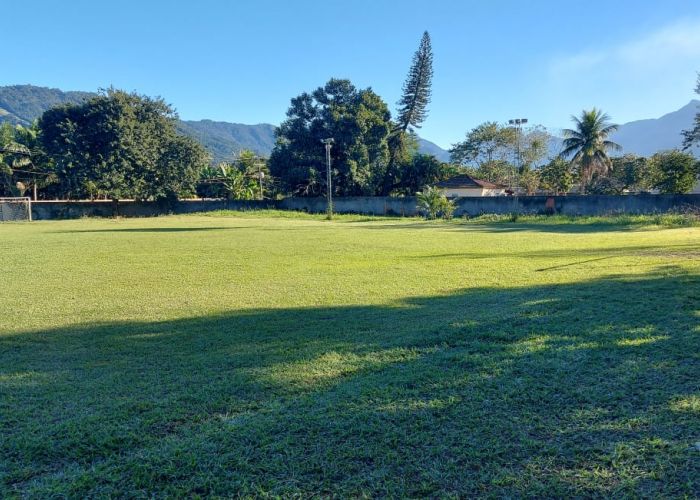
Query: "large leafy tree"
610 154 654 192
450 122 516 168
38 88 208 200
269 79 392 196
450 122 551 187
649 150 699 194
560 109 621 192
682 74 700 151
450 123 550 169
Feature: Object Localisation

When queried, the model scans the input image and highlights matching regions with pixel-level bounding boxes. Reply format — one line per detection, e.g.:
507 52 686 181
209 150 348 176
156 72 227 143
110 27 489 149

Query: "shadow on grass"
408 243 700 265
1 268 698 497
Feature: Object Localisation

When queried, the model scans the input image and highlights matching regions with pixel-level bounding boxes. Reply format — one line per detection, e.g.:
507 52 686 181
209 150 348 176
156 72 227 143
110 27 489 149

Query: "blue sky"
5 0 700 148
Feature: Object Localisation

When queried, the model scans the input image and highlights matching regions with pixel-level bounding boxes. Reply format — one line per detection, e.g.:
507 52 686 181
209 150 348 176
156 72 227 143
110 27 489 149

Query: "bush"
416 186 456 220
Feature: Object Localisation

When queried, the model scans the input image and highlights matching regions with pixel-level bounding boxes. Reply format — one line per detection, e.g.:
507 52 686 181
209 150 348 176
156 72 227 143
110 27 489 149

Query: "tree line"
450 106 700 195
1 33 699 200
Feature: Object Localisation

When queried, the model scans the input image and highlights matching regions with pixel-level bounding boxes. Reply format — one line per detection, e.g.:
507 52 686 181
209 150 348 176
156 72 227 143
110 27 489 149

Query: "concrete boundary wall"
30 200 275 221
28 194 700 220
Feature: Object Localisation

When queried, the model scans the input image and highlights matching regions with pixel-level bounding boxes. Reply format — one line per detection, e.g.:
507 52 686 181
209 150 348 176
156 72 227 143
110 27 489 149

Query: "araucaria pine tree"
396 31 433 133
384 31 434 194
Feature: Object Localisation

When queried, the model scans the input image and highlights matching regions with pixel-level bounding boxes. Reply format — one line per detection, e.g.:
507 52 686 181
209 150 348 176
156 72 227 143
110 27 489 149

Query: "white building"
435 175 507 197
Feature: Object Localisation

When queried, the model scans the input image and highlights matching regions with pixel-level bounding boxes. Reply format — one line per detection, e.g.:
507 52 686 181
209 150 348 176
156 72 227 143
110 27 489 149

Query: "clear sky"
5 0 700 148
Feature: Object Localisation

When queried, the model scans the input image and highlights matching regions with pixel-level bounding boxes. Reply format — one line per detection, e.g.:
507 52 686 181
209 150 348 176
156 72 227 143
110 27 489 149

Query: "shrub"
416 186 455 220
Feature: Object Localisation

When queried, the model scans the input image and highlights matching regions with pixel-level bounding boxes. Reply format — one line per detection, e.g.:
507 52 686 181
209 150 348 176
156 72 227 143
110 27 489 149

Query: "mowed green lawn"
1 212 699 497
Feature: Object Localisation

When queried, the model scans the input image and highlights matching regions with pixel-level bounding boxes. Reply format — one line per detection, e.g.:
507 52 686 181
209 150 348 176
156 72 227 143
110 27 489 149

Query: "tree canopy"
269 77 454 197
449 122 552 187
649 150 699 194
269 79 392 196
39 89 208 200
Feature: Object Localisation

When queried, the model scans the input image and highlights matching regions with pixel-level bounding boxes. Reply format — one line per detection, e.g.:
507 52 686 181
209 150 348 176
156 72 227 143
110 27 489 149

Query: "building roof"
436 174 503 190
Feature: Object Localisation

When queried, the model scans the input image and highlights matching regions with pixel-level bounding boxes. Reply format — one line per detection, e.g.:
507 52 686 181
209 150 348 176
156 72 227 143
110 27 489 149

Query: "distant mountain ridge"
0 85 94 126
1 84 698 162
610 100 700 157
176 120 277 161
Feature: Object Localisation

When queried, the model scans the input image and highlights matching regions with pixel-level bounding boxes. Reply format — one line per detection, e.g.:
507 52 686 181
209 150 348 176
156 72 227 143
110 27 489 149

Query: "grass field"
1 212 699 497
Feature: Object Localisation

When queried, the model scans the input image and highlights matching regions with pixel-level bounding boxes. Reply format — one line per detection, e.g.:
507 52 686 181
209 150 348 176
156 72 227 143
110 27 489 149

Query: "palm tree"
416 186 454 220
560 109 621 192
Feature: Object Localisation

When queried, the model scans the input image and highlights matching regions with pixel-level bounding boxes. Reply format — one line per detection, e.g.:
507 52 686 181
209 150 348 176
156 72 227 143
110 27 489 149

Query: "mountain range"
1 85 698 162
608 100 699 157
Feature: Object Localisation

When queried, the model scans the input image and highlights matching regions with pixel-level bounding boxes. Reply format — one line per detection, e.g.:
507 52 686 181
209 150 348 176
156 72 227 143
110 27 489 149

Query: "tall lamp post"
508 118 528 193
256 161 265 200
321 138 334 219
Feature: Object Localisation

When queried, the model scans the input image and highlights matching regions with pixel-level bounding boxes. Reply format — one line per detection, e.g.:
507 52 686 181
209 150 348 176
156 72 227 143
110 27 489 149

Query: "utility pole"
256 161 265 200
321 138 334 219
508 118 528 193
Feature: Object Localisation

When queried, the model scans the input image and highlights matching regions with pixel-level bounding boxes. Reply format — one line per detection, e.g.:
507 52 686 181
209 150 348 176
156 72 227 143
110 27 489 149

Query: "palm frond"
602 140 622 152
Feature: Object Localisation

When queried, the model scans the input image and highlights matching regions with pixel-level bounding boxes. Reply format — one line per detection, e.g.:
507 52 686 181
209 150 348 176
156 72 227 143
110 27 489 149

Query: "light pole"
321 138 334 219
256 162 265 200
508 118 528 193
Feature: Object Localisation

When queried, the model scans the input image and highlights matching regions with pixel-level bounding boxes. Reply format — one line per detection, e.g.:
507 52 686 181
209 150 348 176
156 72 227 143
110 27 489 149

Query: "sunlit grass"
1 213 698 496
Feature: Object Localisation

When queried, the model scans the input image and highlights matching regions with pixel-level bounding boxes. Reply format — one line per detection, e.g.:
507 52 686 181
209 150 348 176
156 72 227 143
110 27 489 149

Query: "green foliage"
462 160 512 186
38 88 209 200
648 150 700 194
0 84 276 165
561 109 621 191
269 79 392 196
464 212 700 227
217 163 256 200
416 186 455 219
396 31 433 133
450 122 551 189
609 154 654 192
383 130 417 193
392 153 457 196
519 126 552 170
199 153 267 200
587 175 624 195
387 32 436 194
682 74 700 150
450 122 516 167
540 157 574 195
519 168 541 195
0 122 53 197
